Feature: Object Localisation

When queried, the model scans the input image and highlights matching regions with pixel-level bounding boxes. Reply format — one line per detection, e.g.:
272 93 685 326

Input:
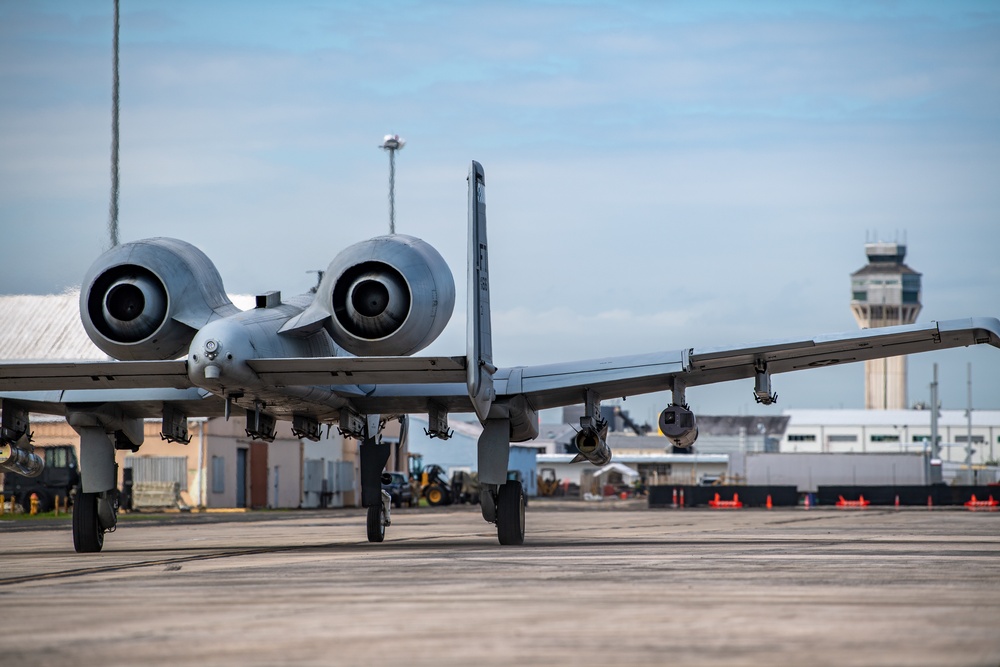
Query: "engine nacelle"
572 425 612 466
659 405 699 448
81 238 235 360
320 235 455 356
0 444 44 478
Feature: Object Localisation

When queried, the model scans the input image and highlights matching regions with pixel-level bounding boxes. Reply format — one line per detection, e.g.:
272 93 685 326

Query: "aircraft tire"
73 492 104 553
496 480 525 546
367 504 385 543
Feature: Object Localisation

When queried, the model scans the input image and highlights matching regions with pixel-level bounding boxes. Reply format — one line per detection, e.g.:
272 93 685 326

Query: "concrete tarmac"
1 501 999 667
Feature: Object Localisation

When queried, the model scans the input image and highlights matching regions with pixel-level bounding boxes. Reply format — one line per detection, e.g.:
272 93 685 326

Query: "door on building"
250 441 268 509
236 448 248 508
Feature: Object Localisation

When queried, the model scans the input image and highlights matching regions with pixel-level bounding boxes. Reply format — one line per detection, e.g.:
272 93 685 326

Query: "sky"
1 1 998 426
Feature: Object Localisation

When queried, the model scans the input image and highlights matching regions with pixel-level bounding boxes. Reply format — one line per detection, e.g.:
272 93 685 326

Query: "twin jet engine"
80 235 456 362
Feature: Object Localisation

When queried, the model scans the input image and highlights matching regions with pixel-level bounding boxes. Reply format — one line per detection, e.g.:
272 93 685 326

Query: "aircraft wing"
0 356 467 392
1 318 997 419
245 356 467 386
683 317 1000 386
506 317 1000 410
0 360 190 392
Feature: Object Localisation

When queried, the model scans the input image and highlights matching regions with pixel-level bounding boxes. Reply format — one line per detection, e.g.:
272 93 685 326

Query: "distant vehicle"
381 472 415 508
419 464 454 506
2 444 79 513
537 468 559 497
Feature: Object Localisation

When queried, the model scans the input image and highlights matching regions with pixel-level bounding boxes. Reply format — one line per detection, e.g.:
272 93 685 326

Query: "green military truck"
2 444 80 513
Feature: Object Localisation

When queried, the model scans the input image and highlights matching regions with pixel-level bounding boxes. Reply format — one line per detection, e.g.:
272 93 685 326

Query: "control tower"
850 242 922 409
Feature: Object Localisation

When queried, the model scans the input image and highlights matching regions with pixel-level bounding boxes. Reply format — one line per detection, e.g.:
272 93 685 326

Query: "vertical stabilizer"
467 161 495 423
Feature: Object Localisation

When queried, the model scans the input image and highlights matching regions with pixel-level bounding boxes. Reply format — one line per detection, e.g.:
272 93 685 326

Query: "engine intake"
321 235 455 356
81 238 236 360
93 268 168 343
334 262 411 339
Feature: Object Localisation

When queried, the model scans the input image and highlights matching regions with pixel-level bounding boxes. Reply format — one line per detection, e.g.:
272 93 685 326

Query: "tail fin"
467 161 495 423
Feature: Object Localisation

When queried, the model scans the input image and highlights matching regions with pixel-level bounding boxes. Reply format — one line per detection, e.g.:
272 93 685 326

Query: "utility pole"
379 134 405 234
965 363 974 485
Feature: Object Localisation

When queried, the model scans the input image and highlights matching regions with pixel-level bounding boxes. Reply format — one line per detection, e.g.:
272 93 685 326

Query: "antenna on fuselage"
306 270 324 294
108 0 121 247
379 134 405 234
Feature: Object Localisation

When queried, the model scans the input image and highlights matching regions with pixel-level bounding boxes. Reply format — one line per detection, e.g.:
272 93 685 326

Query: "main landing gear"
481 480 525 545
73 491 117 553
367 489 392 543
495 480 526 546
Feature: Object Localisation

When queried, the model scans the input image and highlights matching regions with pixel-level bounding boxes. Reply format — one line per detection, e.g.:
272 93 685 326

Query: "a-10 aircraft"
1 161 998 552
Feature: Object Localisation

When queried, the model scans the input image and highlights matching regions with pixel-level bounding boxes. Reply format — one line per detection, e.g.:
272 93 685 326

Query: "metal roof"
0 292 106 360
0 292 256 361
851 263 920 277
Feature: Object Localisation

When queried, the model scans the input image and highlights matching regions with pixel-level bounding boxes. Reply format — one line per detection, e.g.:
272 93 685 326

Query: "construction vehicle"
1 444 80 513
420 465 453 506
538 468 560 497
408 455 453 506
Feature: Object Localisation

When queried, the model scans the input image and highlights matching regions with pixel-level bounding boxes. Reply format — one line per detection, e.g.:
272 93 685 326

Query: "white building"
780 408 1000 465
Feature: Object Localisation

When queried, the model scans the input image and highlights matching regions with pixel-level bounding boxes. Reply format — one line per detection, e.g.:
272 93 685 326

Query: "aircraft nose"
188 320 255 386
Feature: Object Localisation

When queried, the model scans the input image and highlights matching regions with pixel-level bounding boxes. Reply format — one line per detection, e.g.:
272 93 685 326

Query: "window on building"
870 434 900 443
828 435 858 443
956 435 985 444
212 456 225 494
788 434 816 442
912 435 931 443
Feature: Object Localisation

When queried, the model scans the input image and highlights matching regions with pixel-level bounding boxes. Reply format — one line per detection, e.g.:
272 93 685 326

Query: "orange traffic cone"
804 494 811 510
894 494 900 509
766 494 772 510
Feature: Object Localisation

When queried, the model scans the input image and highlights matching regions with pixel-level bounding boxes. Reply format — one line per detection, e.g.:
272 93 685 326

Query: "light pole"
380 134 405 234
109 0 120 248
